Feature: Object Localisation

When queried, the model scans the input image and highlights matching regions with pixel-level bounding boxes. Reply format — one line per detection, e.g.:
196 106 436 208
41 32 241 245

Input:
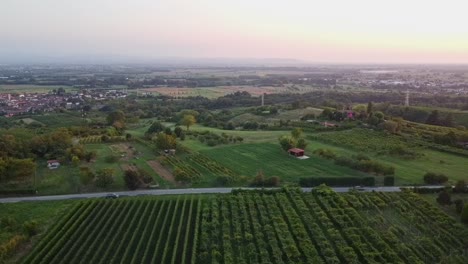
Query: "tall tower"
261 93 265 106
405 90 410 107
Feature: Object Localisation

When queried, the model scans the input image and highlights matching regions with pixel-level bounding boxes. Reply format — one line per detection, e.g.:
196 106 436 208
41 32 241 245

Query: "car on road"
104 193 119 199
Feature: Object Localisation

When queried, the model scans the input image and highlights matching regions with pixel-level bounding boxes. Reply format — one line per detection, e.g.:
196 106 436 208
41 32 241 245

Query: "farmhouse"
288 148 305 157
47 160 60 169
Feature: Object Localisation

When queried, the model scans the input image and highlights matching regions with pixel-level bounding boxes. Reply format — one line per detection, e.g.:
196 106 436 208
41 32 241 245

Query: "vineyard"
22 190 468 264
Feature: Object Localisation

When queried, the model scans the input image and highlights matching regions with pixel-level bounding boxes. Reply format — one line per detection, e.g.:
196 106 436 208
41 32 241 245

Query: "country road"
0 186 445 203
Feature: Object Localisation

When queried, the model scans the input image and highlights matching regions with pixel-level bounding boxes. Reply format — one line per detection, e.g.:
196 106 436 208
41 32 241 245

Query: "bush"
95 168 114 188
23 220 39 237
423 172 449 185
206 139 217 147
436 190 452 205
314 149 337 159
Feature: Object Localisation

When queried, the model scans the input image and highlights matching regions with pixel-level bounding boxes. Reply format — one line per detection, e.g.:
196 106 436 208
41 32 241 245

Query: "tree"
146 121 165 136
95 168 114 188
106 111 125 126
164 127 173 135
278 135 295 151
252 170 265 186
174 126 183 137
124 169 142 190
291 128 303 140
153 132 177 150
84 151 96 162
442 113 454 127
461 204 468 224
125 133 132 140
454 180 467 193
426 110 440 125
423 172 448 185
366 101 373 115
71 155 80 166
296 138 308 149
436 190 452 205
181 114 196 130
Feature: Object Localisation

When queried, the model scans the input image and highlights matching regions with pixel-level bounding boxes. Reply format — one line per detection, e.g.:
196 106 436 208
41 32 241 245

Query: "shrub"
423 172 449 185
206 139 217 147
436 190 452 205
23 220 39 237
314 149 337 160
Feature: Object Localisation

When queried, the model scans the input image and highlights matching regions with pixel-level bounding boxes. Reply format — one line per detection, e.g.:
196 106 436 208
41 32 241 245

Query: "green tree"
106 110 125 125
296 138 308 149
454 180 467 193
146 121 165 136
291 128 303 140
153 132 177 150
436 190 452 205
124 169 142 190
181 114 196 130
71 155 80 167
461 204 468 224
442 113 454 127
367 101 374 114
174 126 183 137
278 135 295 151
95 168 114 188
426 110 440 125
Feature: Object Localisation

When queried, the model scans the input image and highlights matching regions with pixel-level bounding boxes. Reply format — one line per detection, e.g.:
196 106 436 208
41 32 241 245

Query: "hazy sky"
1 0 468 64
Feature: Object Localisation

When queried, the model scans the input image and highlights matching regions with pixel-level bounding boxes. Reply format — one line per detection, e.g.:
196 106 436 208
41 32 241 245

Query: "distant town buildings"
0 89 127 117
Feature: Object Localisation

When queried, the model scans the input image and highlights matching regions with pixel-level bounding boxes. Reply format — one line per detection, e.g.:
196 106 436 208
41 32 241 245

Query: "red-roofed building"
288 148 305 157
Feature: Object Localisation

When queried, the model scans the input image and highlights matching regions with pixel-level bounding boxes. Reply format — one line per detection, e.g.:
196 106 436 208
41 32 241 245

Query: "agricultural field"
20 190 468 264
308 128 468 184
0 85 74 94
200 143 370 183
141 86 293 99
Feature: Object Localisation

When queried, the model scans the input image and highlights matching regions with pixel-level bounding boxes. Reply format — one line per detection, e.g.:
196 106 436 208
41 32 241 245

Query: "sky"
1 0 468 64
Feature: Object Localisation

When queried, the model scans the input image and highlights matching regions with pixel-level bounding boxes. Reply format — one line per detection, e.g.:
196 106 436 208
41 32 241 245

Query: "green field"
308 129 468 185
20 190 468 264
200 143 369 182
0 85 74 94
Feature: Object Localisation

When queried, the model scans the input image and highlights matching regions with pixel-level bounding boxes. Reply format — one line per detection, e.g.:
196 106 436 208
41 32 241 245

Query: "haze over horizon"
1 0 468 65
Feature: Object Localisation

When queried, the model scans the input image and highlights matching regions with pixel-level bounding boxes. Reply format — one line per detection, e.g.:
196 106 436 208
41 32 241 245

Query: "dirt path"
147 160 176 185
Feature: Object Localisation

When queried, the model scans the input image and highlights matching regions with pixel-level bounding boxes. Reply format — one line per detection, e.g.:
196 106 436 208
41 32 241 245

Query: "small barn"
288 148 305 157
47 160 60 169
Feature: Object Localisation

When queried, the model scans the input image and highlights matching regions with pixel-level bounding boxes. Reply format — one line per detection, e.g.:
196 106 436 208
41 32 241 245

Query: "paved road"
0 186 444 203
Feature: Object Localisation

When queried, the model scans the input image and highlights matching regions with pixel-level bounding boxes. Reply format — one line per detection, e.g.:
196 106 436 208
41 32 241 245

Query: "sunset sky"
1 0 468 64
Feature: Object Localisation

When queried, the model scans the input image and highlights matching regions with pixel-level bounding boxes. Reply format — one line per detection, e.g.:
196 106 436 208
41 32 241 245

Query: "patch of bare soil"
147 160 177 185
